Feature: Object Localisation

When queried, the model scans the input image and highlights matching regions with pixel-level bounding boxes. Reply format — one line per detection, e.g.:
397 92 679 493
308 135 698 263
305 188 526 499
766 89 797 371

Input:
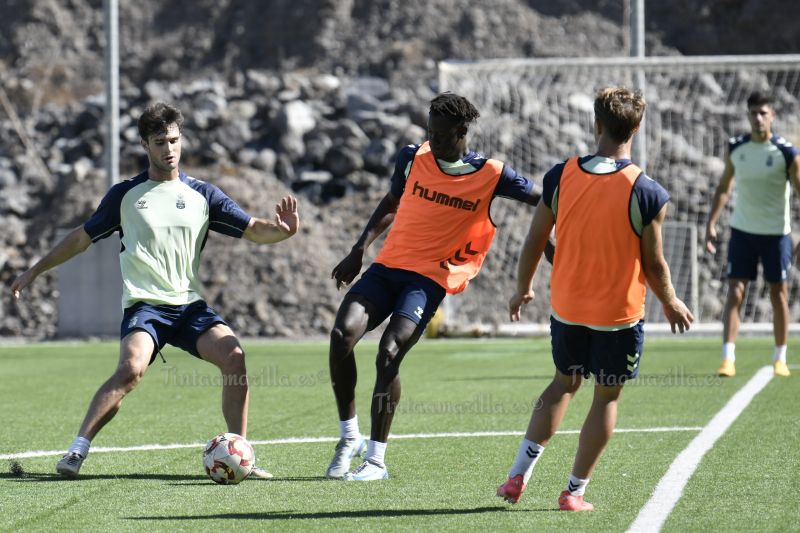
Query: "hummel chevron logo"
627 353 640 372
439 242 481 269
525 446 540 459
568 481 580 492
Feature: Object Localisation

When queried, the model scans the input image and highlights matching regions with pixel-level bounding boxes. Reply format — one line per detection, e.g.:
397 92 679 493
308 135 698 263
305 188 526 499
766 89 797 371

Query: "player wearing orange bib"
496 87 693 510
325 93 552 481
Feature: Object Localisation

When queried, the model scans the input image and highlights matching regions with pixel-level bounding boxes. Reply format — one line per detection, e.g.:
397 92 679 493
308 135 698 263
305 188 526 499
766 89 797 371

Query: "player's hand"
704 224 717 254
274 196 299 235
509 290 534 322
11 269 36 299
662 296 694 334
331 248 364 290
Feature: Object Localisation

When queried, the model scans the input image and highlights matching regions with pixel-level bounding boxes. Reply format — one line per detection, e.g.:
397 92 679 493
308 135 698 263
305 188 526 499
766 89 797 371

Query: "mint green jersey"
729 134 798 235
84 171 251 309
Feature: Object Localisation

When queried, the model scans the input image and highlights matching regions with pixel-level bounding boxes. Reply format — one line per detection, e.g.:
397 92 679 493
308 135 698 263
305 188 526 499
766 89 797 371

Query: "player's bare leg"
497 370 582 502
57 330 153 477
329 294 376 420
719 279 746 376
370 314 422 443
345 314 421 481
326 294 378 478
571 383 624 479
78 331 154 440
526 371 583 445
722 279 747 344
769 282 791 376
197 324 248 436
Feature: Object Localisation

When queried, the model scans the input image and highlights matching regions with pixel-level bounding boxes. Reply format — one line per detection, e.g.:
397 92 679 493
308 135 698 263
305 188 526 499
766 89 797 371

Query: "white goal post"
437 54 800 335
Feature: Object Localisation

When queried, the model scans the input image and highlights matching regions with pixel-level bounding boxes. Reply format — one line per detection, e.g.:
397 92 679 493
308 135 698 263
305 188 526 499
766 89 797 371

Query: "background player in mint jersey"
496 87 693 511
11 102 299 479
325 93 553 481
705 91 800 378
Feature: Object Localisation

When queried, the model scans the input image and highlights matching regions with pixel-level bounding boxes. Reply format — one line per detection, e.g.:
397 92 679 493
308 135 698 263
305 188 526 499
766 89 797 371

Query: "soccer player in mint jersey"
705 91 800 378
325 93 553 481
496 87 693 510
11 102 299 479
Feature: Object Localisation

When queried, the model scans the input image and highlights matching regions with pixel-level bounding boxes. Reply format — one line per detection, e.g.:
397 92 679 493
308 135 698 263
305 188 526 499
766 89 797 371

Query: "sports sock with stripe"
509 438 545 484
566 473 590 496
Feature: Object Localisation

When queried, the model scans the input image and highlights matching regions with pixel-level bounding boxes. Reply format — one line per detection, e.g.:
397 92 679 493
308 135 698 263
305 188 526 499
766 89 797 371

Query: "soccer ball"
202 432 255 484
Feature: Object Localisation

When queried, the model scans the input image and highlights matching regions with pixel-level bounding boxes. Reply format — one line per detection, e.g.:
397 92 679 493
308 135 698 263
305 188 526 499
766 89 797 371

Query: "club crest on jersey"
135 199 147 209
766 155 773 167
411 181 481 211
176 194 186 209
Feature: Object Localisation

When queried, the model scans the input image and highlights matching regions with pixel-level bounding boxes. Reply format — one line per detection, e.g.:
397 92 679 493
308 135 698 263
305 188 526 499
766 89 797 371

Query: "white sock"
339 416 360 440
509 439 545 484
773 345 787 363
366 440 387 466
566 473 590 496
722 342 736 362
68 436 91 458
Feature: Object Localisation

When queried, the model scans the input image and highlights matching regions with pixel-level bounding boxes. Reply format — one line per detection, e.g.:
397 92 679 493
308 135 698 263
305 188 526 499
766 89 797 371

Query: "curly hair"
429 92 480 124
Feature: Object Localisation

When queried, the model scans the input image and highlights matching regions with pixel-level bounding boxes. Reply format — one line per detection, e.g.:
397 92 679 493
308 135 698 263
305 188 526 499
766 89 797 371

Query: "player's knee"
330 326 356 354
375 348 401 384
114 361 146 391
222 346 246 375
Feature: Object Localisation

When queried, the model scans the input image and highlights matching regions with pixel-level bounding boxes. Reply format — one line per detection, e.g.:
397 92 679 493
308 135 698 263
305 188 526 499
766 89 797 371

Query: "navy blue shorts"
727 228 792 283
120 300 227 364
348 263 446 332
550 317 645 386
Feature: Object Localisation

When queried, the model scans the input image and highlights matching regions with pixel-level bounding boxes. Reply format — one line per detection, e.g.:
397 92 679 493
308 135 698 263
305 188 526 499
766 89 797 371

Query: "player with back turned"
496 86 693 510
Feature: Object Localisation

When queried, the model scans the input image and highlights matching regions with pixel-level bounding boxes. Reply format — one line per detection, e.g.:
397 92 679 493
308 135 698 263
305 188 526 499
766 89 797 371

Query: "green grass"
1 337 798 531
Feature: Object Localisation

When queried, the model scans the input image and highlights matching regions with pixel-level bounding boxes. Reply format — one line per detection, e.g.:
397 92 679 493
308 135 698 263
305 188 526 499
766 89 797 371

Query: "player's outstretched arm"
788 155 800 262
11 225 92 299
243 195 299 244
641 204 694 333
331 192 400 290
509 201 554 321
704 155 735 255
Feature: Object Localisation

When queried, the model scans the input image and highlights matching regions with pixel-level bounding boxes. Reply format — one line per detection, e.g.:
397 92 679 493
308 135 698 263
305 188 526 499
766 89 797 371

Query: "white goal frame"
438 54 800 336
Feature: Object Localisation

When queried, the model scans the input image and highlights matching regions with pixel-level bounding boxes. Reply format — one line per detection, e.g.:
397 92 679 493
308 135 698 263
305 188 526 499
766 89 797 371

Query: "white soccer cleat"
325 437 367 479
345 459 389 481
56 452 84 478
248 465 274 479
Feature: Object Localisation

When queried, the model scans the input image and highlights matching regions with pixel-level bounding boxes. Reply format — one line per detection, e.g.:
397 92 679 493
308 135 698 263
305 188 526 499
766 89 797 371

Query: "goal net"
437 55 800 334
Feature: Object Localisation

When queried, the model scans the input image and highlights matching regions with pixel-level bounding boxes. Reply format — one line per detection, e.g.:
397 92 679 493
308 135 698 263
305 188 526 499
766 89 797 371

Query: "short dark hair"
429 92 480 124
746 91 775 109
594 86 646 143
138 102 184 140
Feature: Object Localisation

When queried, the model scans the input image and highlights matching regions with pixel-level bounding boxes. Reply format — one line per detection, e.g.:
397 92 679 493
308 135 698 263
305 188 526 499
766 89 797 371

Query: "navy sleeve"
83 182 129 242
542 161 567 208
207 185 252 237
633 173 670 226
492 164 537 204
187 178 252 238
773 136 799 176
389 145 420 198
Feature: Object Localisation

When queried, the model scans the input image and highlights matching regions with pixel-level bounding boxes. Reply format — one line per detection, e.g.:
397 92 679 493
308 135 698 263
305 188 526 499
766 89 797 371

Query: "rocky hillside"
0 0 797 338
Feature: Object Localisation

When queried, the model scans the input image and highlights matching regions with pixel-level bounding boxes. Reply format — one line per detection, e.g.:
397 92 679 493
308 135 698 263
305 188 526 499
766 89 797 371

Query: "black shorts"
550 316 645 386
727 227 792 283
348 263 446 332
120 300 227 364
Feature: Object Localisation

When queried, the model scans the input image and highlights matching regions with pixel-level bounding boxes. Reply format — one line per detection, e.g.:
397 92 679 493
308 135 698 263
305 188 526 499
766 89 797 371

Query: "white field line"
0 426 702 461
627 366 774 533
